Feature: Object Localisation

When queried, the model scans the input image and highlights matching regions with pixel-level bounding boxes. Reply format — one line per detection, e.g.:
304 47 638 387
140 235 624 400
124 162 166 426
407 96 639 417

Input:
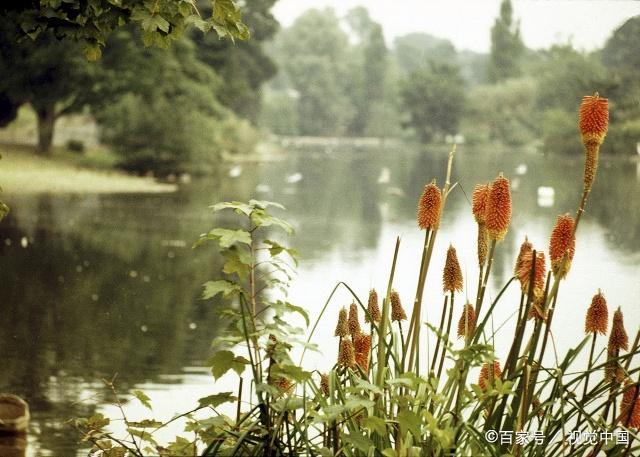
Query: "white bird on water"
377 167 391 184
285 173 303 184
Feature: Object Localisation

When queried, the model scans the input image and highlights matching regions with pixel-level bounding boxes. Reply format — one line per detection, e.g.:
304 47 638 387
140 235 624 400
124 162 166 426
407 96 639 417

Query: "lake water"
1 145 639 456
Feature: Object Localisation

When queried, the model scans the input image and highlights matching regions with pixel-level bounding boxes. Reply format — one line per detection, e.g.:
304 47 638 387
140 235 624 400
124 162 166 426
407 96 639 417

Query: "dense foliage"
0 0 278 173
2 0 248 60
263 5 638 156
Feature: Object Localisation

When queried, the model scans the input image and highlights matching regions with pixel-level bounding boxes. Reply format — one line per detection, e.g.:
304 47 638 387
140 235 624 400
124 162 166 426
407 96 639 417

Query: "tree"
535 45 608 112
0 0 249 155
393 33 457 74
1 0 248 60
273 9 353 136
602 16 640 117
343 8 390 135
94 29 244 176
400 63 466 142
465 78 538 146
191 0 279 122
0 16 95 154
488 0 524 82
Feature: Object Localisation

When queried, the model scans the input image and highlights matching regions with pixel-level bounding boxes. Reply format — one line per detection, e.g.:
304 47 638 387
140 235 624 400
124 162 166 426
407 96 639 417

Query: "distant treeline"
262 2 640 156
0 1 638 177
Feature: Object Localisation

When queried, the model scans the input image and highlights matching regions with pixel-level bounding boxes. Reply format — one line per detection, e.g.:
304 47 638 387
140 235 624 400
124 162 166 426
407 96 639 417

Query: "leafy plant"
76 96 639 456
7 0 249 60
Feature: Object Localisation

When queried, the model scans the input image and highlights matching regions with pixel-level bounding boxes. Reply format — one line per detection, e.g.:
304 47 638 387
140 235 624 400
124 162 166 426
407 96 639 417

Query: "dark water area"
1 145 639 455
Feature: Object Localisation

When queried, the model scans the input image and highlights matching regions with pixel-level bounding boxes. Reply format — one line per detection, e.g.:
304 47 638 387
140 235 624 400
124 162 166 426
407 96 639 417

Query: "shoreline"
0 144 177 195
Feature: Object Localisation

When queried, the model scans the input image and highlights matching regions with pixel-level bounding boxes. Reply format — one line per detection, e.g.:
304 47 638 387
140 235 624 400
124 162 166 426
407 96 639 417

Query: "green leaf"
203 228 251 249
222 247 251 278
127 419 162 428
127 427 157 444
263 239 298 264
350 379 383 395
166 436 196 455
271 301 309 326
342 432 373 453
210 201 254 216
197 392 236 408
201 280 241 300
362 416 387 436
248 199 285 210
271 364 311 383
84 43 102 60
102 447 126 457
84 413 110 430
207 350 248 379
132 390 152 410
251 209 293 233
343 397 375 411
397 409 421 439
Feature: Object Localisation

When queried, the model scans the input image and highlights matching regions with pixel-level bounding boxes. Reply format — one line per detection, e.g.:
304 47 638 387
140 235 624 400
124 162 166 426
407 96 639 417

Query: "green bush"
540 109 581 155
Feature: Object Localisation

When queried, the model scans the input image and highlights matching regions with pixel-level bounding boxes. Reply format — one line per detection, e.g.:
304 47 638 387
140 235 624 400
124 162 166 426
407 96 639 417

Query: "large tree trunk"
36 105 56 155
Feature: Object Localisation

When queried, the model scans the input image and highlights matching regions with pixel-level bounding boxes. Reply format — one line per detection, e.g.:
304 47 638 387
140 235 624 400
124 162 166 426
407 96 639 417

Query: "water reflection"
0 147 638 455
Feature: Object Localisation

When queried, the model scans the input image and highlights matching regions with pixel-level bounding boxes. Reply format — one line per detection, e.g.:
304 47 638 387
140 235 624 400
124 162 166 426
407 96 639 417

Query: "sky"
272 0 640 53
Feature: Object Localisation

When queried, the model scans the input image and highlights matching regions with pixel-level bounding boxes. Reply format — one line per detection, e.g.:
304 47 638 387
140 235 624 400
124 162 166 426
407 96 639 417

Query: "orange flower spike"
334 307 348 337
585 291 608 336
472 183 490 224
320 373 330 396
609 307 629 352
549 214 576 279
478 361 502 390
390 290 407 322
484 174 512 242
579 94 609 192
517 250 546 296
417 180 442 230
514 237 533 277
365 289 381 323
354 333 372 372
348 302 361 338
457 303 477 339
338 338 356 368
579 94 609 147
277 377 293 392
618 380 640 429
443 244 464 293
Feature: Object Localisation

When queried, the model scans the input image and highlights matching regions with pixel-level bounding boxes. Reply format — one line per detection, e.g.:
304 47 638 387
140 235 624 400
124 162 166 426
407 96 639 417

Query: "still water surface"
1 146 639 455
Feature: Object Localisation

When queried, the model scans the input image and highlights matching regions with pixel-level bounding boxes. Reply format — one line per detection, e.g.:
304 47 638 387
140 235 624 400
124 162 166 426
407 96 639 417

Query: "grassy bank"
0 143 176 194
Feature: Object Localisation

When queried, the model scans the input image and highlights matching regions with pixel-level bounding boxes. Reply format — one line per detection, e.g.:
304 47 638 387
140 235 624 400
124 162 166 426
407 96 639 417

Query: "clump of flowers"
484 174 512 242
334 307 348 337
478 361 502 390
443 244 463 293
348 302 361 338
516 250 546 297
472 184 490 267
390 290 407 321
365 289 381 323
338 338 356 368
354 333 372 373
579 94 609 192
585 291 608 336
457 303 476 340
549 214 576 279
417 180 442 230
